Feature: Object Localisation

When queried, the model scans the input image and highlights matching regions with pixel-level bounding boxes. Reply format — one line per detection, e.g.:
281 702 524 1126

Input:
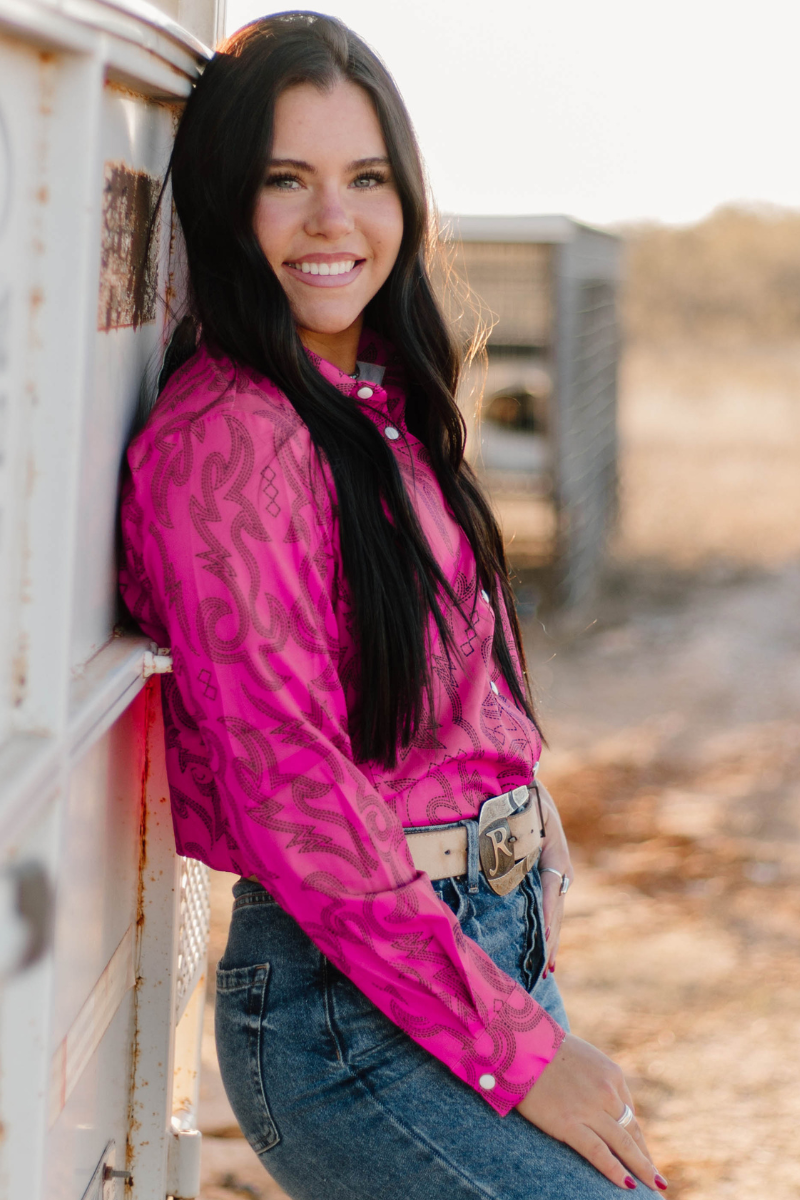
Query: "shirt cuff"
456 984 566 1116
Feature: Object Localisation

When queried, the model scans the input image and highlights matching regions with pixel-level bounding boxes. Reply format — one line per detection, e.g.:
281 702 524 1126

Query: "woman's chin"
294 309 365 341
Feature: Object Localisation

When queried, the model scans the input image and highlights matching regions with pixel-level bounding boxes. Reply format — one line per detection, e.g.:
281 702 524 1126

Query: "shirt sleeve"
120 403 564 1116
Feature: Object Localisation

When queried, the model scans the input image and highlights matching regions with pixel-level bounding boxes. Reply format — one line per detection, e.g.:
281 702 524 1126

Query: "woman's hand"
516 1034 667 1191
535 781 572 974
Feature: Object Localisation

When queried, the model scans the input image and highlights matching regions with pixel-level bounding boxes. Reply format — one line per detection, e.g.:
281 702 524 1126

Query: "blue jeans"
216 870 655 1199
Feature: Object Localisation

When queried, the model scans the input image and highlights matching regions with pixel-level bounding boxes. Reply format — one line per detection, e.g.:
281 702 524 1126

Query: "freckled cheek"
366 203 403 276
253 199 299 271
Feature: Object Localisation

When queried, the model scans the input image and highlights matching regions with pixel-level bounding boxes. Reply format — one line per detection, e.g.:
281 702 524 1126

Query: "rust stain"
104 79 146 102
127 680 156 1172
97 163 160 332
10 643 27 707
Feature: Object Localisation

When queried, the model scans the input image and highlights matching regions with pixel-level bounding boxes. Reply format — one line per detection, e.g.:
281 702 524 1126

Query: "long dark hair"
165 10 536 766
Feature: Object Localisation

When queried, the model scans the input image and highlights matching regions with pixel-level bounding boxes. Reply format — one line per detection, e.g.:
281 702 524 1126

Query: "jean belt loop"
463 818 480 894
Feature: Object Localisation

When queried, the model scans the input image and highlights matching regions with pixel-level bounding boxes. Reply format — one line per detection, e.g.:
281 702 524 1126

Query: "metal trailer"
445 215 621 609
0 0 222 1196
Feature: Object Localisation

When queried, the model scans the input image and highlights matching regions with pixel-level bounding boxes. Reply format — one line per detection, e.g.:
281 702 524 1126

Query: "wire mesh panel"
175 857 210 1022
451 241 553 346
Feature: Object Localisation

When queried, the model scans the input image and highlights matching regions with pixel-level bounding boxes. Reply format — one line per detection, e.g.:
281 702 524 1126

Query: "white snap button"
479 1074 496 1090
480 589 490 602
356 386 374 399
384 426 400 440
490 681 499 695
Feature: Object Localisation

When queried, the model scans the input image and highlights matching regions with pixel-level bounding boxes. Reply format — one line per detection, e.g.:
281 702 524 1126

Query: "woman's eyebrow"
267 156 391 173
268 158 315 172
346 156 391 171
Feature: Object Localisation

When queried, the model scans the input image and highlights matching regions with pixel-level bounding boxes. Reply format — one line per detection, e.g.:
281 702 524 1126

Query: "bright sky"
224 0 800 228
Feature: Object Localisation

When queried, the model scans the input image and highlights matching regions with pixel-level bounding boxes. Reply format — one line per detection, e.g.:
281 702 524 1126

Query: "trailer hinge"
142 649 173 679
165 1128 202 1199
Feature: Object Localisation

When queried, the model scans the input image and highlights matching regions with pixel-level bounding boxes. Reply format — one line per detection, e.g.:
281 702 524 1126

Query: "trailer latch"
166 1128 202 1199
142 649 173 679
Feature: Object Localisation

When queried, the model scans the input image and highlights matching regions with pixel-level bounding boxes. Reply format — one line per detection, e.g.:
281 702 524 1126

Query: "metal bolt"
103 1167 133 1182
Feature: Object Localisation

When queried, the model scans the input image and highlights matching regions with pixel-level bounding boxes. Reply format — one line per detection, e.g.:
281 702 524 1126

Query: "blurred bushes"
622 204 800 344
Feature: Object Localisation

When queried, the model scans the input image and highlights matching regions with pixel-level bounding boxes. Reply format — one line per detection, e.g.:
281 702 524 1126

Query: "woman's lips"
282 260 365 288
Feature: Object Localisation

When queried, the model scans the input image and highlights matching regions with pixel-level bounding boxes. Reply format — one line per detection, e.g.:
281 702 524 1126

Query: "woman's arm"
120 397 563 1117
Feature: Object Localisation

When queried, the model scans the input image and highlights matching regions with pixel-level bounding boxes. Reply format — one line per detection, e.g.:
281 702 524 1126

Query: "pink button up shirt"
119 331 564 1116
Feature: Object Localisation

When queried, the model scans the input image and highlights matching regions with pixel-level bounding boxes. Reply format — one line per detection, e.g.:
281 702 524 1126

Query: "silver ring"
617 1104 634 1129
540 867 571 896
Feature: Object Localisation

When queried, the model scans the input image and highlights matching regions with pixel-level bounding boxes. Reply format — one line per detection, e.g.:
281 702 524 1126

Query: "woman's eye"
352 172 388 189
265 175 302 191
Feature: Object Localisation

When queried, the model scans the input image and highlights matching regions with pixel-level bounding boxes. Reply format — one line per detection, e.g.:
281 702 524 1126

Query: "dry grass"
617 340 800 565
622 204 800 346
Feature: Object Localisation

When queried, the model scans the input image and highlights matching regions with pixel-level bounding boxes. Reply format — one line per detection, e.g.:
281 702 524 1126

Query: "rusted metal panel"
97 162 159 331
0 1 214 1197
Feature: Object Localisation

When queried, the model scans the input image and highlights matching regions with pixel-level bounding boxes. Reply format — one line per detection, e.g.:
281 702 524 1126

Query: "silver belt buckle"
478 784 539 896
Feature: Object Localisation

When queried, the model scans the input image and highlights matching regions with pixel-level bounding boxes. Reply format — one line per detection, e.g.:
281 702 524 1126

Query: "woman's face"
254 80 404 352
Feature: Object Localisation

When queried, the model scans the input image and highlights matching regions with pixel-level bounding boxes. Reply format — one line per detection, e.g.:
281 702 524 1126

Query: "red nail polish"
551 961 556 972
542 967 548 979
654 1176 668 1191
624 1177 637 1190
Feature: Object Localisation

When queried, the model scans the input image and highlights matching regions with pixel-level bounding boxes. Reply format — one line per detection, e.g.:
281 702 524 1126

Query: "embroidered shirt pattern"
119 331 565 1116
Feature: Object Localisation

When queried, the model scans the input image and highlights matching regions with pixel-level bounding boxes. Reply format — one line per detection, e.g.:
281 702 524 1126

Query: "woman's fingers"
617 1086 655 1164
534 780 573 972
570 1124 642 1190
515 1035 668 1191
539 870 565 970
598 1113 664 1190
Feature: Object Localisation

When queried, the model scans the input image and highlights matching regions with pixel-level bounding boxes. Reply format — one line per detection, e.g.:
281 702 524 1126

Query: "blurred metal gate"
0 0 220 1195
445 215 621 609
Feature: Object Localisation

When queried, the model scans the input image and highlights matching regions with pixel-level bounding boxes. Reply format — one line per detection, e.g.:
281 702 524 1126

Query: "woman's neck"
298 317 363 376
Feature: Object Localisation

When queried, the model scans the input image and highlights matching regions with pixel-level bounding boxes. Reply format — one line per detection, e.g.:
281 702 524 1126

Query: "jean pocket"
325 964 408 1067
215 962 280 1154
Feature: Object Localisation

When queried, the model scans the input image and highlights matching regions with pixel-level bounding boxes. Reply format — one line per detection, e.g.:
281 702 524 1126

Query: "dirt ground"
197 342 800 1200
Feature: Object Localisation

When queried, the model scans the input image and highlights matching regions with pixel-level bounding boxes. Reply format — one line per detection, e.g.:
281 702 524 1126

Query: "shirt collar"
304 328 397 394
304 329 408 431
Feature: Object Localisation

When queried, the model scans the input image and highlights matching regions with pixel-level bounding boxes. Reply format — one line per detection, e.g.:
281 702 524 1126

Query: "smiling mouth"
286 258 365 275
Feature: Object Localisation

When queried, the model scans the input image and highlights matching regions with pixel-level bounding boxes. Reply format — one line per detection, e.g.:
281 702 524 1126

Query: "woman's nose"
304 187 355 239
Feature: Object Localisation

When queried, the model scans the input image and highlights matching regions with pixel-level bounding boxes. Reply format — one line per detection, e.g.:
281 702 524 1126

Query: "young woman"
120 13 666 1198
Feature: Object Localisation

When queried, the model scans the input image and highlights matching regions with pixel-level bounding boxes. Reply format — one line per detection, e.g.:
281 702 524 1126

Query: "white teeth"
292 260 357 276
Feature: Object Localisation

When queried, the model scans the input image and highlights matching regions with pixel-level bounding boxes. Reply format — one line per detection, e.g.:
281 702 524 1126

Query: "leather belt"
405 784 546 896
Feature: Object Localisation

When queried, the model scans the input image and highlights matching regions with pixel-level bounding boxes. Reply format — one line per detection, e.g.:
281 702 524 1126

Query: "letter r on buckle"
478 785 535 896
483 824 515 877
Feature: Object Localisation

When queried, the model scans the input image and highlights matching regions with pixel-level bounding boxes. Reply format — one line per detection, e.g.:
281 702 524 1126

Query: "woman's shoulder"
133 340 311 461
126 342 334 530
